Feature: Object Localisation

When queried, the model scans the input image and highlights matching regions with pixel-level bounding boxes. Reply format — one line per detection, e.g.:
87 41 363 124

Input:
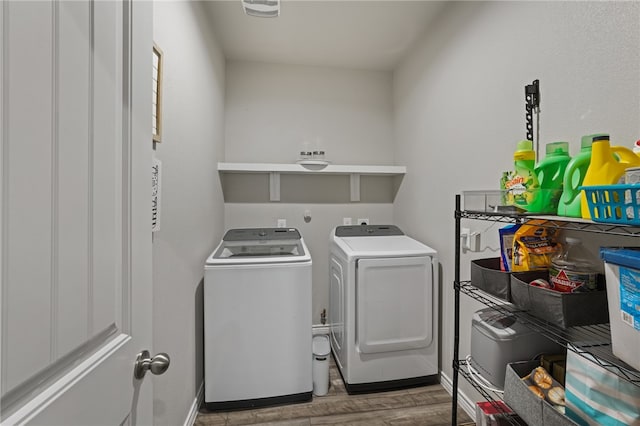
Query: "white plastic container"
601 248 640 371
312 335 330 396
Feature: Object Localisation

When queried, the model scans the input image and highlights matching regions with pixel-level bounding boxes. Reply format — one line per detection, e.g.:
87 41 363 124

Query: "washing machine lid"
339 235 435 257
207 228 311 265
334 226 436 258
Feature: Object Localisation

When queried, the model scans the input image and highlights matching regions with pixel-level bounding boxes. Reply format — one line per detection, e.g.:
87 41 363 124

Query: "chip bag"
512 220 559 272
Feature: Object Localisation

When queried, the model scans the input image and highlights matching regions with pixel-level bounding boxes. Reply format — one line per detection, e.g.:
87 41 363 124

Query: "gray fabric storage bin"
510 272 609 329
471 257 512 301
504 361 578 426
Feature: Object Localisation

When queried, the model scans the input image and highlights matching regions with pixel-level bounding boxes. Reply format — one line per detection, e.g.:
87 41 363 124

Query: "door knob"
134 350 170 379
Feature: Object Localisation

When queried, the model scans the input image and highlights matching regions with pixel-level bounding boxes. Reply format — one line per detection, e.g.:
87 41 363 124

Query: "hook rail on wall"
525 79 540 157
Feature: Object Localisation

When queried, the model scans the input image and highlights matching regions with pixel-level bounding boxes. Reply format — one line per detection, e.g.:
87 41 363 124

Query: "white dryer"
204 228 312 410
329 225 438 394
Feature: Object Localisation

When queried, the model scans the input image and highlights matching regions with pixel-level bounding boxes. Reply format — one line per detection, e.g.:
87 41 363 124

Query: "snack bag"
499 224 521 272
512 220 559 272
522 366 566 412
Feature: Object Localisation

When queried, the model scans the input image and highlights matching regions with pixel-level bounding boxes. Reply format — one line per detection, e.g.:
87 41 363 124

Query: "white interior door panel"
1 1 153 424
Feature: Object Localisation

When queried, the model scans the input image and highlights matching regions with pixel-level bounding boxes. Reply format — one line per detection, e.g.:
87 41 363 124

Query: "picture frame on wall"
152 43 163 143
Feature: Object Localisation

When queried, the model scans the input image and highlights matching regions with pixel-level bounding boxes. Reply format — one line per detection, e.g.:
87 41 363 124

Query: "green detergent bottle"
530 142 571 214
504 140 540 211
557 135 596 217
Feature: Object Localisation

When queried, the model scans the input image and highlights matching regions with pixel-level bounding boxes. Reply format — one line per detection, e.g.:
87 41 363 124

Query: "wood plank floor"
196 357 474 426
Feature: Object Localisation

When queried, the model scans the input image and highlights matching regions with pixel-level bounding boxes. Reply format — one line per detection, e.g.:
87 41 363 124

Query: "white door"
1 1 155 425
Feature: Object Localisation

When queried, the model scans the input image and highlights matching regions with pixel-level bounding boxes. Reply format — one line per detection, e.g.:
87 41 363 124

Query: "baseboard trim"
183 382 204 426
440 370 475 421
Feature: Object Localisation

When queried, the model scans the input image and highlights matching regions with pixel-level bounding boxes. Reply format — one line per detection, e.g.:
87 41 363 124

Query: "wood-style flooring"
195 357 473 426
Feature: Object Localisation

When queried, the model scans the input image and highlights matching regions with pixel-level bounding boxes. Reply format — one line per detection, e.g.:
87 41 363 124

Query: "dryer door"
356 256 433 354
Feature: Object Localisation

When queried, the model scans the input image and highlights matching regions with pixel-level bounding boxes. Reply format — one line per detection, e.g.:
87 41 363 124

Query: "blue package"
499 224 521 272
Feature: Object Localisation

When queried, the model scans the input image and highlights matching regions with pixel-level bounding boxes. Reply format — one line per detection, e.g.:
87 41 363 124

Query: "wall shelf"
217 162 406 202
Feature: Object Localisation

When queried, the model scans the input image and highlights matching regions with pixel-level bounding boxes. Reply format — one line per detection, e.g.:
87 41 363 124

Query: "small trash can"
312 335 330 396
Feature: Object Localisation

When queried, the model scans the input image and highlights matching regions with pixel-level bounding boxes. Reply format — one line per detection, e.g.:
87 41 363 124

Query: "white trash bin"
312 335 330 396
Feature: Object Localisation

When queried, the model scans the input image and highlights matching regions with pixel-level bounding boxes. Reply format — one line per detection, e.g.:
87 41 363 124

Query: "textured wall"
152 2 226 425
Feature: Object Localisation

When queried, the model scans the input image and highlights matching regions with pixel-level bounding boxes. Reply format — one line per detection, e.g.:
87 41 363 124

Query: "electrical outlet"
357 218 369 225
343 217 352 225
277 219 286 228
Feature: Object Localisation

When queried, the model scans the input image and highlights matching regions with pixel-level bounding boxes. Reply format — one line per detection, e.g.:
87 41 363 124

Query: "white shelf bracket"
269 172 280 202
350 173 360 202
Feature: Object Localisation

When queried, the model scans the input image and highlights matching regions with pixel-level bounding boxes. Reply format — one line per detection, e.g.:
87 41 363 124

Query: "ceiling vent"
242 0 280 18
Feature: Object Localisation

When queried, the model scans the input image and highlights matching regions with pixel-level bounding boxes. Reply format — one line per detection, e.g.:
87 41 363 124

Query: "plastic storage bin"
312 335 330 396
463 190 507 213
510 271 609 329
600 248 640 371
471 257 512 301
470 308 563 389
581 184 640 225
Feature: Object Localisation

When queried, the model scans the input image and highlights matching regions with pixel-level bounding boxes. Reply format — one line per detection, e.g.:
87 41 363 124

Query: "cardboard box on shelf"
475 400 524 426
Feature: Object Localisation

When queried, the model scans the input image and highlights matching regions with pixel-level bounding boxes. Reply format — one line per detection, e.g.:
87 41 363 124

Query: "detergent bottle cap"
592 134 610 143
545 141 569 156
633 140 640 154
514 140 535 161
516 140 533 151
579 135 594 150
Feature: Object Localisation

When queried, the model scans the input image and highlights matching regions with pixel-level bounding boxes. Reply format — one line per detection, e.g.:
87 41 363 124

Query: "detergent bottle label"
503 170 538 208
548 267 597 292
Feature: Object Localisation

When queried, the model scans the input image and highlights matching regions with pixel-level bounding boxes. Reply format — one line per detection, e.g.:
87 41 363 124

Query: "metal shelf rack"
451 194 640 425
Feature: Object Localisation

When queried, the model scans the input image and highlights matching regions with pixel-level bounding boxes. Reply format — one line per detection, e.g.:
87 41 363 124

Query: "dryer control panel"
335 225 404 237
223 227 301 241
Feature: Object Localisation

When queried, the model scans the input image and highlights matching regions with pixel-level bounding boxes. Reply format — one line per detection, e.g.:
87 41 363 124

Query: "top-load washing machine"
204 228 312 410
329 225 438 394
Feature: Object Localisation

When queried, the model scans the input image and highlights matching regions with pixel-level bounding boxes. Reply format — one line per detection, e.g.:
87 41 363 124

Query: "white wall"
225 61 394 164
393 1 640 407
152 2 226 425
224 61 397 320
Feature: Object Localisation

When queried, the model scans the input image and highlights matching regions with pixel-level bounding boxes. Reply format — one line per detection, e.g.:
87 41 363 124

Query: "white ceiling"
203 1 448 71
